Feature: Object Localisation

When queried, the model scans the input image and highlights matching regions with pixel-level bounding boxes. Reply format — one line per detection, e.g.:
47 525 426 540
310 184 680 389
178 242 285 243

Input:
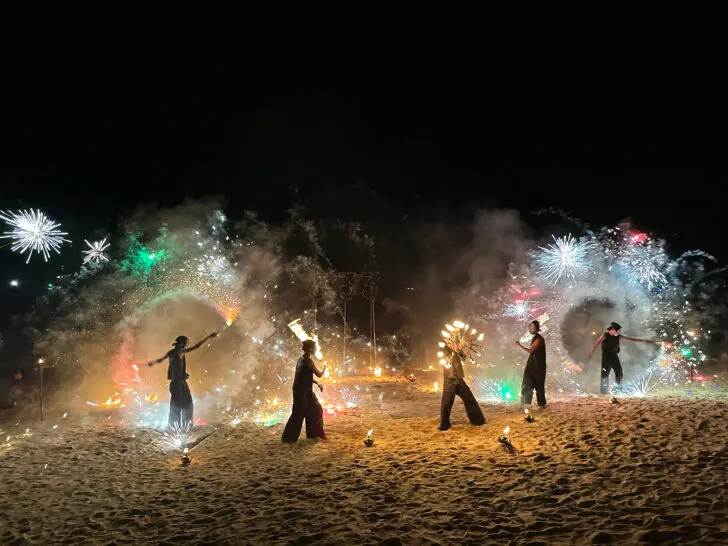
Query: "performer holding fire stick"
147 332 218 429
282 339 327 442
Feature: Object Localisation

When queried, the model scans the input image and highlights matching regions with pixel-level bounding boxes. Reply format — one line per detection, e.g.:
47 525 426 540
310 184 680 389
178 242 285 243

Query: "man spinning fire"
438 323 486 431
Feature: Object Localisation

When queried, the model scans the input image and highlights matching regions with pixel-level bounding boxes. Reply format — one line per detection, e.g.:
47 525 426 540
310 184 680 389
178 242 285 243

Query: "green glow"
120 232 170 278
681 348 692 357
499 384 515 401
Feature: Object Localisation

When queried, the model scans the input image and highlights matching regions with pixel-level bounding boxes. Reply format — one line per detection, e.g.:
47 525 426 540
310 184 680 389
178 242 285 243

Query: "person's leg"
535 367 547 407
281 398 306 442
456 381 485 425
168 403 182 429
439 380 457 430
521 368 535 405
305 393 326 439
181 403 194 428
612 357 623 392
600 357 612 394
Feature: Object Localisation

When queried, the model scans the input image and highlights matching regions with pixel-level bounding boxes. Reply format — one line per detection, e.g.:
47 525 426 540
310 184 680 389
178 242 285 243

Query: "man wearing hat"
587 322 657 394
148 332 218 428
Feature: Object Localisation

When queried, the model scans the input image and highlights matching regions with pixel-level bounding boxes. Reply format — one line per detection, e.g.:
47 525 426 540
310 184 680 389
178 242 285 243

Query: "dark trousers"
169 403 194 429
281 391 326 442
169 380 194 429
521 365 547 407
439 378 486 430
600 353 623 394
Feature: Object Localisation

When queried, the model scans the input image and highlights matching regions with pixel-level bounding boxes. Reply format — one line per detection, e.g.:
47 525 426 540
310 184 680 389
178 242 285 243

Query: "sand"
2 381 728 545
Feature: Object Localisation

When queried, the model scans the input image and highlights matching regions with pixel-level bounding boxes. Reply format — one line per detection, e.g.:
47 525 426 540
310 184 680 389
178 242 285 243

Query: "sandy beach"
2 381 728 545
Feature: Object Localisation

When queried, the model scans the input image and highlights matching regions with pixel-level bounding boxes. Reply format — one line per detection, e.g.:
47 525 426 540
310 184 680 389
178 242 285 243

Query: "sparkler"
82 238 110 264
0 209 70 263
363 429 374 447
535 234 591 284
626 370 656 398
524 408 535 422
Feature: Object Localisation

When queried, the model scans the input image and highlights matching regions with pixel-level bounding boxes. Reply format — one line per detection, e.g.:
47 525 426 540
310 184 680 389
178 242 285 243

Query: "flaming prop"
437 320 484 368
287 319 323 360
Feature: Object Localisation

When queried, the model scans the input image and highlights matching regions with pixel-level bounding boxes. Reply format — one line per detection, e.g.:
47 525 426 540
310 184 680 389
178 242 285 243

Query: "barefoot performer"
586 322 657 394
439 326 485 431
515 320 547 408
282 339 327 442
147 332 218 428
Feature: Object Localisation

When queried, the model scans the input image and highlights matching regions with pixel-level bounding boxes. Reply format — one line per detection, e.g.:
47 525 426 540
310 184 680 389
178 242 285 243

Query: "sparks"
504 299 533 320
535 234 591 283
620 241 668 290
0 209 70 263
82 238 110 264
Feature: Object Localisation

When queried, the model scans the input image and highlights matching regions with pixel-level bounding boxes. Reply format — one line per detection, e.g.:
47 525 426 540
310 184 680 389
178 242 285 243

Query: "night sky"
2 11 728 328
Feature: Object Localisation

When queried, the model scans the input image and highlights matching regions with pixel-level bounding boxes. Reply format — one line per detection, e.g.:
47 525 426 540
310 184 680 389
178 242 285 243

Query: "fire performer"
515 320 547 408
439 339 486 431
587 322 656 394
147 332 218 428
282 339 327 442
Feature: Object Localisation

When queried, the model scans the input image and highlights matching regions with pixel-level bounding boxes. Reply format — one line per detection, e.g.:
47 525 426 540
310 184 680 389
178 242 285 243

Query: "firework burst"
82 238 111 264
619 241 669 290
504 299 536 321
0 209 70 263
535 234 591 284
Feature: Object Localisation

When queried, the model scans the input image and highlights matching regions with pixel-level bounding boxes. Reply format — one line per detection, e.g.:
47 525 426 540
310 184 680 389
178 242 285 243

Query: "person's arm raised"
182 332 218 354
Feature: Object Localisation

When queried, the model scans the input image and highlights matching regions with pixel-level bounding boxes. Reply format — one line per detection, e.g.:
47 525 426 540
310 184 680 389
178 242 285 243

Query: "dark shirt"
601 333 620 354
526 333 546 370
166 348 187 381
292 355 314 394
443 350 466 380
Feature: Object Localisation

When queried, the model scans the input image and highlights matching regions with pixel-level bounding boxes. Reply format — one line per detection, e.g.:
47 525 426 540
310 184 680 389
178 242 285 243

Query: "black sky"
2 10 728 309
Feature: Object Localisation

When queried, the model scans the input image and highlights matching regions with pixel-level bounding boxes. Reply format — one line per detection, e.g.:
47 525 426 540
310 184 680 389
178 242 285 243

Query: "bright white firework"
0 209 70 263
535 234 591 283
82 238 110 264
620 242 668 290
504 299 532 320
